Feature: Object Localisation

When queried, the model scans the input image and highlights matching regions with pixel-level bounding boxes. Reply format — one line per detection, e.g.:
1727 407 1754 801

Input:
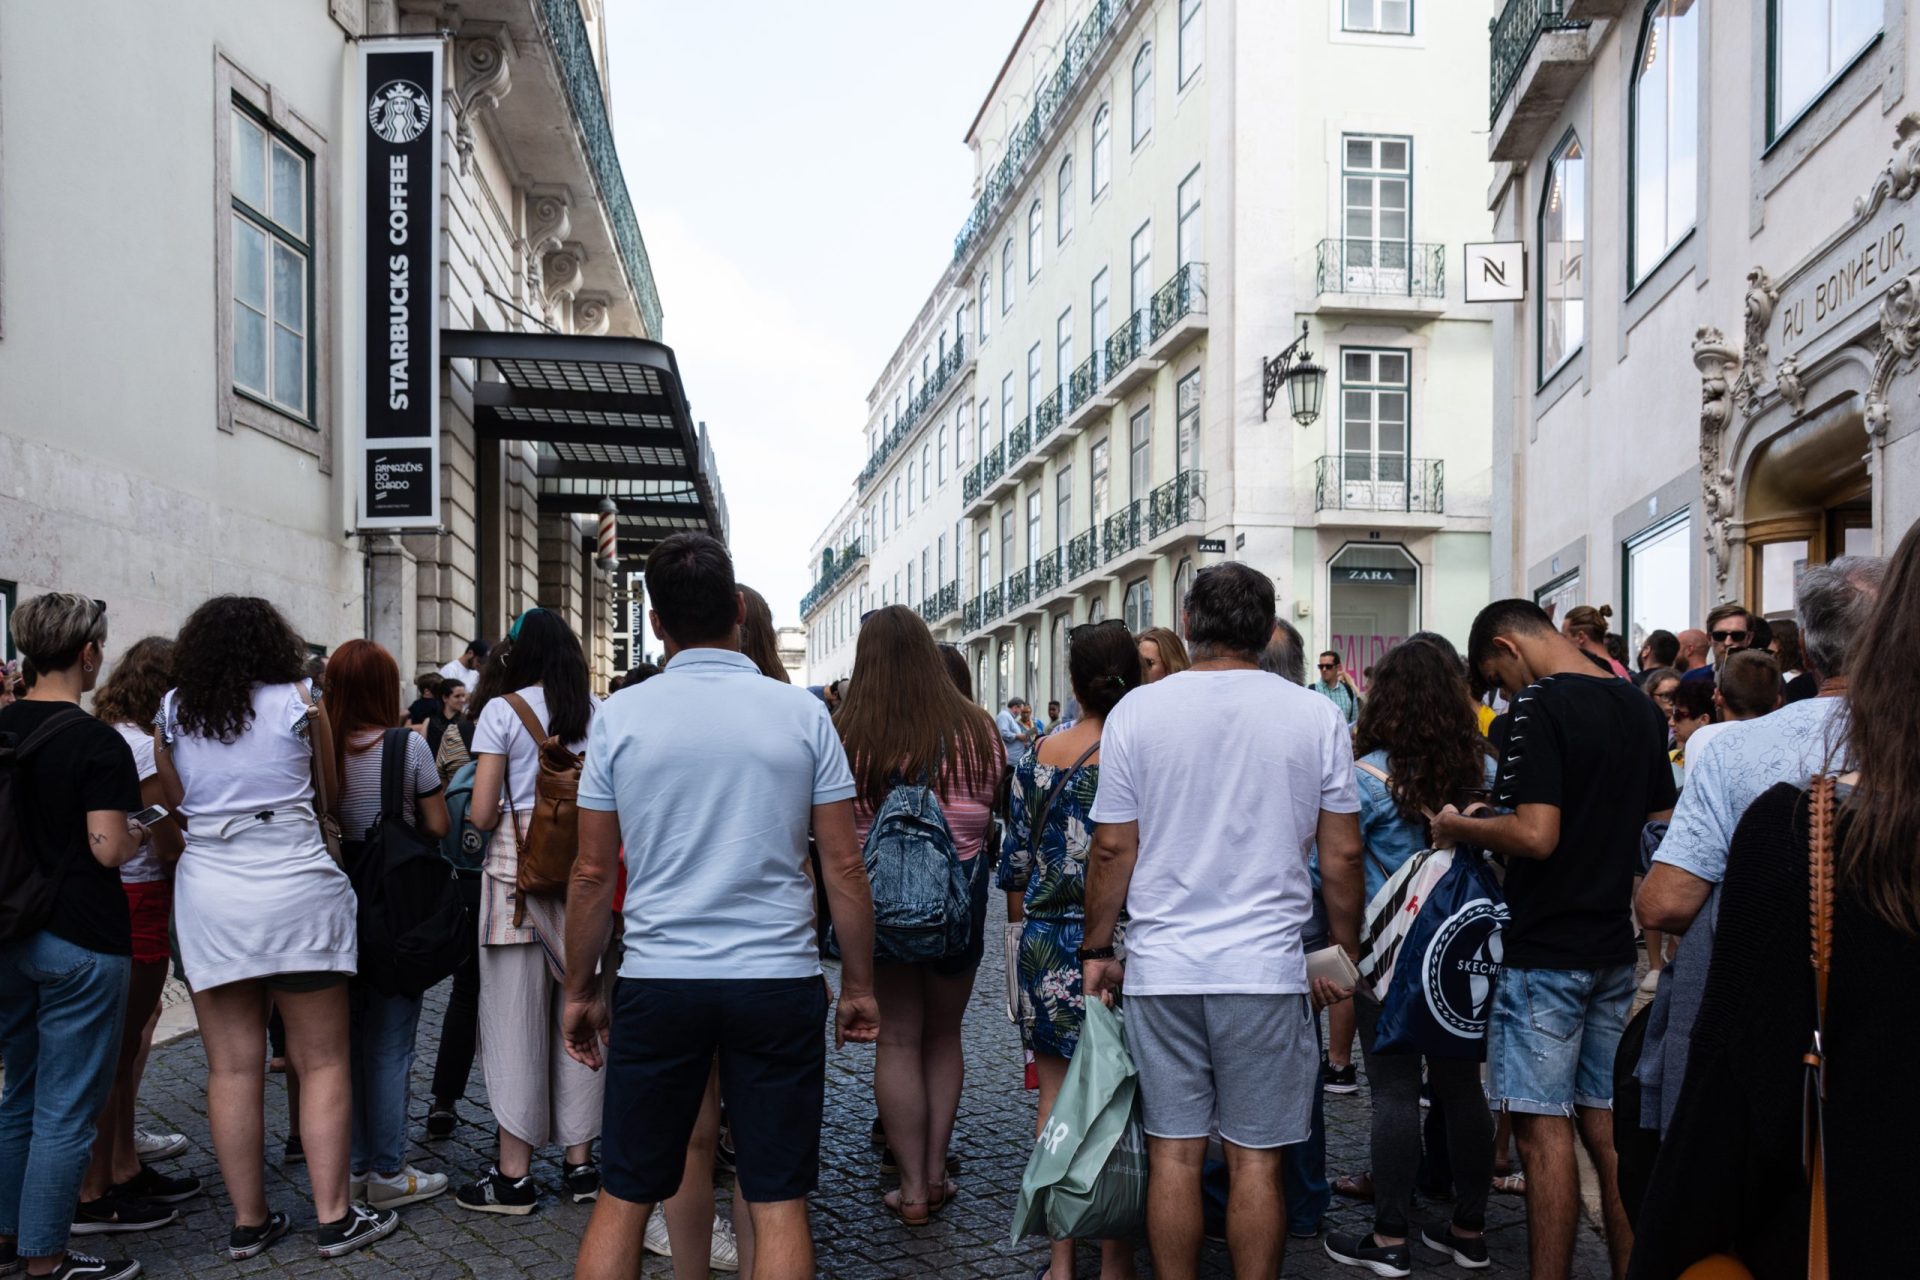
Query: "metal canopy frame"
443 329 727 557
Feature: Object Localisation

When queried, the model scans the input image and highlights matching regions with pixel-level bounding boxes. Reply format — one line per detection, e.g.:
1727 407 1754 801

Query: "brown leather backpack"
502 692 583 919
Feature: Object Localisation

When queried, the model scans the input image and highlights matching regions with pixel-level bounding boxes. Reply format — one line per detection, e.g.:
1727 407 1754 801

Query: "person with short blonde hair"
1136 627 1190 684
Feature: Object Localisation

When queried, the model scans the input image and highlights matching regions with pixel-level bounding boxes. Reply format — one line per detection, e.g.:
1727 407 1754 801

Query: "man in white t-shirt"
1083 562 1365 1278
437 637 489 695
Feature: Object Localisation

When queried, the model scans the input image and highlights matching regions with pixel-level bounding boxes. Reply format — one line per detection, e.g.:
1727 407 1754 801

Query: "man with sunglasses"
1678 603 1753 684
1309 651 1360 726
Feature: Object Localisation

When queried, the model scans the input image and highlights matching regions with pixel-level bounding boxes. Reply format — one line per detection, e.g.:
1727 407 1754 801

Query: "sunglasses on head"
1710 628 1749 644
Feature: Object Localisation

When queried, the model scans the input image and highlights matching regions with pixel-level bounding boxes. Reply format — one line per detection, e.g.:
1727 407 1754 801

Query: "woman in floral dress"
999 619 1142 1280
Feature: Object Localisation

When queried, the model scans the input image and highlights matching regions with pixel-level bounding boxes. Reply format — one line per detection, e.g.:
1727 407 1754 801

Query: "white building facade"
1486 0 1920 641
801 0 1501 705
0 0 724 686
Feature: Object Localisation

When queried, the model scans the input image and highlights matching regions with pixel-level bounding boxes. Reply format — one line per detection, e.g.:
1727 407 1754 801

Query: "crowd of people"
2 522 1914 1280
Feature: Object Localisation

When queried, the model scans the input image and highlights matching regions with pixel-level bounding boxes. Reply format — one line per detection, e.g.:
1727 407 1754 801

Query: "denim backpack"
861 778 970 963
439 759 485 874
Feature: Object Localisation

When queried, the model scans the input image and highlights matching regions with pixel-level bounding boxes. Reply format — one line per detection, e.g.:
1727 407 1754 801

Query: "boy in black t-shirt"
1432 600 1676 1280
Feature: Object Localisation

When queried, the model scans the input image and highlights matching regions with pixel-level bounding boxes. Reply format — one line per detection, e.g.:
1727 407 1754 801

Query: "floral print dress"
997 752 1123 1060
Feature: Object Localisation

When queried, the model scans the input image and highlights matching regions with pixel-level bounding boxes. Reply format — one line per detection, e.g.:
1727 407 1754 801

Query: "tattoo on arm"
90 832 106 846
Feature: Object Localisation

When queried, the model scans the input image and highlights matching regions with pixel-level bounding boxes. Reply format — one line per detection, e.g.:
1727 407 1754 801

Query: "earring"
83 662 97 674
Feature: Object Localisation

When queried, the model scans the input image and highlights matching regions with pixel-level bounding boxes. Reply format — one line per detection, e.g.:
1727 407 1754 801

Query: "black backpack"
0 707 92 942
342 728 472 997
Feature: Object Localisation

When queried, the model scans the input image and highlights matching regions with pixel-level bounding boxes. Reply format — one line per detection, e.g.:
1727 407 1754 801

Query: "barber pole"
597 496 618 570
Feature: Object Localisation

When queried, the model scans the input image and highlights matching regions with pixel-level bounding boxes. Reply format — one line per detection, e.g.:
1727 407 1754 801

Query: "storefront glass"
1329 545 1418 690
1624 514 1690 657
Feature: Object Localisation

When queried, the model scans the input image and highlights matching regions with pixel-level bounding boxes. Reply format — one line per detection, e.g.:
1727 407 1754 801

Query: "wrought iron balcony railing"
1068 353 1103 412
1149 263 1208 343
918 580 961 624
1313 455 1445 515
982 584 1005 623
1147 471 1203 538
1067 528 1100 579
963 596 982 632
1102 502 1144 562
1006 567 1032 610
1007 418 1032 466
1105 312 1145 380
800 537 865 618
982 442 1005 487
1033 390 1063 448
962 464 983 504
1315 239 1446 300
857 336 968 490
1489 0 1587 122
1033 548 1063 595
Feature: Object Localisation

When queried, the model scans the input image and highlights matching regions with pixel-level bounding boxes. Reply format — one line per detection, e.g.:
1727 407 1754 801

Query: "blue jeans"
0 930 130 1257
349 982 423 1175
1486 964 1636 1116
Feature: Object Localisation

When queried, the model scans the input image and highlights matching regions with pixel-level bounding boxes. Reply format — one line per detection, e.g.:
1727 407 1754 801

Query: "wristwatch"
1076 945 1117 962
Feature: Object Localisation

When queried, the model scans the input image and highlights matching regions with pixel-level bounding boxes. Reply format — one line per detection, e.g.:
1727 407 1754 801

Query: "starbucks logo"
1422 897 1508 1038
369 79 432 144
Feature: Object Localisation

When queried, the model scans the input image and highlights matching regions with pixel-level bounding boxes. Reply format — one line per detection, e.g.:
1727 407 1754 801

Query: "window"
1342 135 1411 291
1056 310 1074 400
906 561 915 606
1129 405 1152 497
937 533 947 586
1057 156 1075 243
1772 0 1880 137
1131 43 1154 147
1539 132 1587 379
1028 199 1044 280
1052 615 1068 702
894 477 904 527
1090 597 1107 624
979 272 991 341
938 425 950 482
1092 437 1112 524
1125 578 1153 631
1344 0 1412 34
1001 511 1015 585
1340 349 1411 487
1002 237 1016 313
979 529 992 595
1623 513 1691 659
979 399 992 464
1178 0 1204 86
907 462 917 514
1056 465 1074 549
881 492 890 541
1092 104 1112 198
1091 271 1111 380
1177 165 1203 268
1130 222 1153 323
908 374 917 405
1173 559 1193 639
1026 634 1042 707
230 102 313 420
1631 1 1699 286
1027 491 1043 564
998 640 1013 705
1026 345 1042 417
978 651 991 705
1176 370 1201 473
921 443 932 498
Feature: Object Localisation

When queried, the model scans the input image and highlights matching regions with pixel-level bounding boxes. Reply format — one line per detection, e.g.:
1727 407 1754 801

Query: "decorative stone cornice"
450 22 513 176
573 291 612 337
542 241 587 316
1693 326 1741 602
1855 112 1920 220
521 186 572 313
1730 268 1778 418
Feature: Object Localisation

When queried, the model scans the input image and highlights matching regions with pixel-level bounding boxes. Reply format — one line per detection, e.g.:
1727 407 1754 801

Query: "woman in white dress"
156 597 396 1261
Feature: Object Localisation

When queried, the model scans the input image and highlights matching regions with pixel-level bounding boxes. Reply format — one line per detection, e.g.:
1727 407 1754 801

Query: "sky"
605 0 1036 633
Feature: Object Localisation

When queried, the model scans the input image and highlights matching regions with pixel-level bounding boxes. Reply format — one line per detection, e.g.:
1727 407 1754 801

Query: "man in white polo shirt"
1083 562 1365 1280
560 533 878 1280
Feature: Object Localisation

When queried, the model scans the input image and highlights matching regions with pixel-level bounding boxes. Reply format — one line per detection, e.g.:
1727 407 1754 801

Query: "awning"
443 329 729 559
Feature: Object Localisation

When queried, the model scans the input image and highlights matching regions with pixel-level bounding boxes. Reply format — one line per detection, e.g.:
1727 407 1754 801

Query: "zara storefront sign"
356 40 443 530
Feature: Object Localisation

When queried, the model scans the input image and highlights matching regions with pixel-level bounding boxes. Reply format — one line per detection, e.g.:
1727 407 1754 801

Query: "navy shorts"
601 976 829 1205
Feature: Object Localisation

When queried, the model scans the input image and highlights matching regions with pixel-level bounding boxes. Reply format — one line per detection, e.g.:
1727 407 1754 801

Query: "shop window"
1026 632 1042 704
1539 132 1586 381
1623 513 1691 659
1534 569 1582 624
1330 545 1419 691
1631 1 1699 286
998 640 1014 706
1173 558 1193 638
1124 578 1153 631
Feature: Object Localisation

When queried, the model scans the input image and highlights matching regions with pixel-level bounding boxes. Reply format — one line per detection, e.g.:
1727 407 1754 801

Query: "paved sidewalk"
120 898 1612 1277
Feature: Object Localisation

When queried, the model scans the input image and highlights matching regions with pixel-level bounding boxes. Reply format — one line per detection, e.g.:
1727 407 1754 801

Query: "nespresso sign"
357 40 442 530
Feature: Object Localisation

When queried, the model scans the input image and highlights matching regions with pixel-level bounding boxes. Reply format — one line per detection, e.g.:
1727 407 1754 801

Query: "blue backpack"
859 780 972 963
440 760 486 874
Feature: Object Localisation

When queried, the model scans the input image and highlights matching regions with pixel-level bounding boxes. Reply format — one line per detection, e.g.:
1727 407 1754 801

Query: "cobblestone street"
126 899 1611 1278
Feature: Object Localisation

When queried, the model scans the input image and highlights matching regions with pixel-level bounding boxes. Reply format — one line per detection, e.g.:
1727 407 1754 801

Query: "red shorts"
122 879 173 966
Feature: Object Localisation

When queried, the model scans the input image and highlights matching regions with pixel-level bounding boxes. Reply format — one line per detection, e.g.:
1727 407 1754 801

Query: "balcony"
1147 470 1203 538
799 537 865 619
982 442 1005 489
919 580 960 624
857 336 969 490
1006 567 1032 610
1314 455 1445 517
1102 502 1144 563
1314 240 1448 319
963 596 982 632
1004 414 1040 487
962 464 983 504
1067 528 1100 580
1488 0 1591 162
982 584 1005 624
1564 0 1630 21
1104 312 1160 398
1147 263 1208 359
1033 548 1063 595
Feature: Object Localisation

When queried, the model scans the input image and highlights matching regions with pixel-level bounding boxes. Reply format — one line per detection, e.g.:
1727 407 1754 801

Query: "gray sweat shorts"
1125 992 1318 1150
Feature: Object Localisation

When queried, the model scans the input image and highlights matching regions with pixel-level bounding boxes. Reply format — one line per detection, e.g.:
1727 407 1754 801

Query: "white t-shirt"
472 685 594 814
1680 720 1735 780
1089 668 1360 996
439 658 480 695
113 721 167 884
158 681 317 820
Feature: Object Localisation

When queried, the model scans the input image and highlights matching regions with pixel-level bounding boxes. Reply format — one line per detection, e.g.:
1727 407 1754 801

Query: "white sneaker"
134 1128 187 1161
366 1165 448 1209
642 1205 740 1272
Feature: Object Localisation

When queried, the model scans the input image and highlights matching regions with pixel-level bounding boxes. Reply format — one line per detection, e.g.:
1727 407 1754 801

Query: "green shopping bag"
1009 999 1149 1243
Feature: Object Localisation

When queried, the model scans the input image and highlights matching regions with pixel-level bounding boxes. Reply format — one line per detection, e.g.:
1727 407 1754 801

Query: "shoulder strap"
379 727 413 822
1806 775 1835 1280
1355 758 1439 823
11 705 92 758
502 692 548 747
302 684 336 821
1030 740 1102 858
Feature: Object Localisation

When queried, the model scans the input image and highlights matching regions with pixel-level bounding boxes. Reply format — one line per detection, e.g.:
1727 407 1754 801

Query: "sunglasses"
1316 661 1337 669
1710 628 1749 644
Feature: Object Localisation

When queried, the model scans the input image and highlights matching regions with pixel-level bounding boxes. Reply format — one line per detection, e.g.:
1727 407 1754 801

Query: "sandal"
1333 1171 1374 1201
927 1179 959 1214
1491 1171 1527 1196
882 1189 931 1226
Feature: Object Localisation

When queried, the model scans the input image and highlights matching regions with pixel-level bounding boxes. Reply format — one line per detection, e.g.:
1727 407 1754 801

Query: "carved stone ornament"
1693 326 1741 600
1730 268 1778 418
573 291 613 337
522 188 572 313
542 242 587 316
1866 271 1920 439
450 24 513 176
1855 112 1920 219
1774 355 1808 415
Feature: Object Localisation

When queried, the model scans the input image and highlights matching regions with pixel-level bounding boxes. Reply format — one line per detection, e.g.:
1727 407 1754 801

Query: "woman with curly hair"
1135 626 1189 684
156 596 395 1259
1323 637 1499 1275
79 637 200 1217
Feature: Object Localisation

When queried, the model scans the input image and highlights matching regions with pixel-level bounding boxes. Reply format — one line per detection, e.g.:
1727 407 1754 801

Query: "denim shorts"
1485 963 1636 1116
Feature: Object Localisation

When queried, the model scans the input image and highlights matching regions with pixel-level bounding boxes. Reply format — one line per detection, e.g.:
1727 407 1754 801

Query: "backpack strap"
1805 775 1836 1280
379 727 413 826
1029 740 1102 860
11 705 92 758
502 692 549 748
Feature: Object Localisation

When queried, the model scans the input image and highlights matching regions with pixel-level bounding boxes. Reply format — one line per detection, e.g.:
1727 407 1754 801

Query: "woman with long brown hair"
738 585 790 683
1324 637 1498 1274
1135 626 1190 684
835 606 1003 1225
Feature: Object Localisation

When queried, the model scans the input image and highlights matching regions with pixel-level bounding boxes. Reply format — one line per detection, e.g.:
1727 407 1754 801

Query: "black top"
1781 671 1819 705
407 696 439 724
1493 672 1677 969
1628 783 1912 1279
0 699 140 955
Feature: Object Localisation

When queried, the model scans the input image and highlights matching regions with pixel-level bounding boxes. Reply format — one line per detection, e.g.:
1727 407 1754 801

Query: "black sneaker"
71 1194 179 1235
454 1166 538 1216
425 1107 457 1139
41 1251 141 1280
227 1210 291 1260
315 1204 398 1259
1322 1062 1360 1095
1324 1231 1412 1277
112 1165 204 1204
1420 1226 1491 1270
562 1162 600 1204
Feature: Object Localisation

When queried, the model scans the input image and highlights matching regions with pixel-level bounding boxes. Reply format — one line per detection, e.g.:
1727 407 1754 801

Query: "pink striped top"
852 753 1005 862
